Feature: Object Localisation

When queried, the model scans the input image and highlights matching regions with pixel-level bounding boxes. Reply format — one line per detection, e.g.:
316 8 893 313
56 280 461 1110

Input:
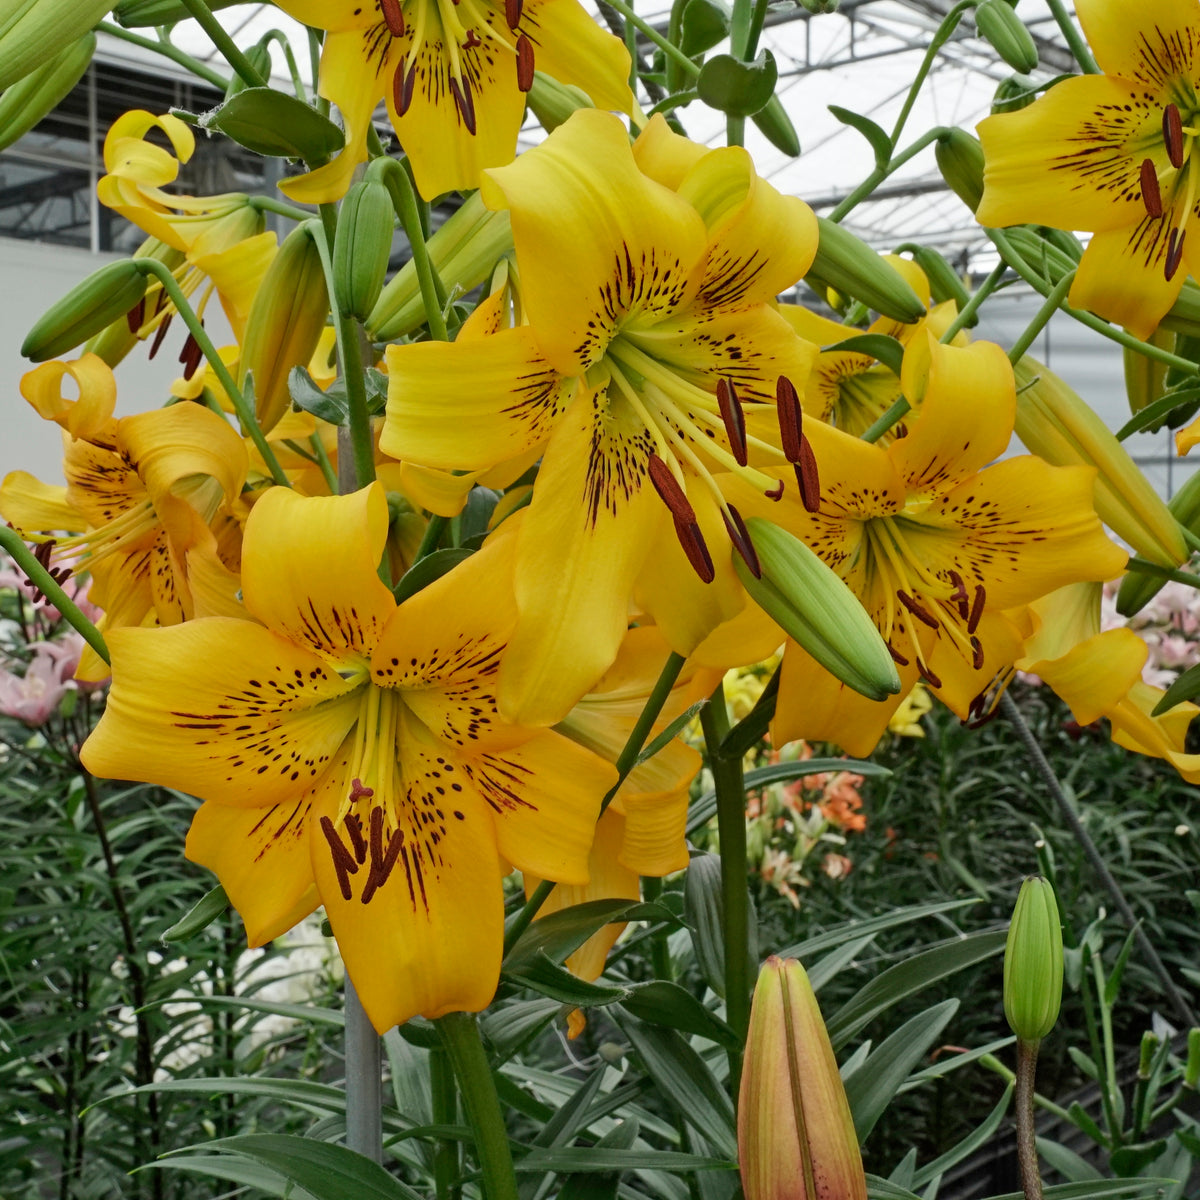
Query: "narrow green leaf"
557 1119 641 1200
637 701 707 765
482 998 559 1062
1103 926 1139 1009
506 899 673 968
845 1000 959 1141
779 898 979 960
827 929 1007 1048
1152 660 1200 714
1034 1138 1104 1183
870 1180 1170 1200
911 1084 1013 1187
900 1037 1015 1091
393 548 473 605
807 934 877 994
1109 1140 1169 1176
289 365 349 425
1117 386 1200 441
679 0 730 55
621 981 739 1048
140 1154 318 1199
161 884 228 942
516 1149 732 1173
504 952 630 1006
828 105 892 167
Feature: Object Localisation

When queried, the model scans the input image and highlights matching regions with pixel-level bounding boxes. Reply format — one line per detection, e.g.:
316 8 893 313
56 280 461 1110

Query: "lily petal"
524 0 633 112
1076 0 1200 82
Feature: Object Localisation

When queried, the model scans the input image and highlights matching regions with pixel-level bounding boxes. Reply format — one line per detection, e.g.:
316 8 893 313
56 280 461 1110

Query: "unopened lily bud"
0 31 93 153
936 129 985 213
114 0 242 24
1185 1029 1200 1089
807 218 925 324
0 0 110 92
736 517 900 702
239 223 330 434
992 73 1038 114
1137 1031 1159 1079
1004 876 1063 1044
1162 280 1200 337
367 191 513 341
334 178 395 321
796 0 839 12
975 0 1038 74
23 259 148 362
225 36 271 98
1123 331 1171 424
1118 467 1200 614
896 243 971 313
526 72 592 132
1013 357 1185 568
739 957 867 1200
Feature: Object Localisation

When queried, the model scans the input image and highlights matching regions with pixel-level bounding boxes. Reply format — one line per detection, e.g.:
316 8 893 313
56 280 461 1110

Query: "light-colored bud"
807 218 925 325
23 260 148 363
1003 876 1063 1044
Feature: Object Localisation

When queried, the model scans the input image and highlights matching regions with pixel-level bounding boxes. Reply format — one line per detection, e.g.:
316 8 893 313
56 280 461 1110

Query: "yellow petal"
1069 221 1186 342
1110 681 1200 783
186 799 319 946
525 0 634 112
80 618 363 806
1076 0 1200 79
381 329 574 471
103 110 194 184
241 485 397 658
481 109 708 376
0 471 80 533
270 0 374 31
20 355 116 440
632 113 709 190
1028 627 1147 725
977 75 1156 232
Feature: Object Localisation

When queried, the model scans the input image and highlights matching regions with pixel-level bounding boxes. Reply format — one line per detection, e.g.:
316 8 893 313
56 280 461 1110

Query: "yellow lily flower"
780 256 966 440
721 335 1128 756
1019 583 1200 783
273 0 633 202
0 356 249 678
384 110 820 725
80 486 618 1032
977 0 1200 339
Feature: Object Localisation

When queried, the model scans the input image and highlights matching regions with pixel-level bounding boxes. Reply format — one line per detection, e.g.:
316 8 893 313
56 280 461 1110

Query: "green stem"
604 0 701 80
371 159 449 342
649 90 700 117
0 528 109 664
978 1053 1073 1122
989 229 1200 375
502 651 688 955
415 515 449 562
829 126 945 223
1124 557 1200 589
310 431 339 494
437 1012 518 1200
97 22 228 88
249 195 313 223
1015 1039 1045 1200
176 0 269 88
1090 953 1123 1146
134 259 291 487
889 4 971 148
431 1048 461 1200
940 261 1008 344
665 0 689 93
1044 0 1099 73
308 28 330 118
860 396 910 445
260 29 307 99
1008 270 1076 365
699 683 751 1085
317 205 377 487
641 877 673 981
344 981 383 1162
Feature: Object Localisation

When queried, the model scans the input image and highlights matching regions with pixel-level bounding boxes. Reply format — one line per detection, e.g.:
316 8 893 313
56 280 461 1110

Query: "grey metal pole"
344 978 384 1162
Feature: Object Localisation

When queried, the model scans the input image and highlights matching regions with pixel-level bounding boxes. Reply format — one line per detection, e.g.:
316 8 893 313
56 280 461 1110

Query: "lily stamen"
1141 158 1163 218
721 503 761 578
795 440 820 514
380 0 406 36
967 584 986 634
776 376 803 462
345 811 368 863
505 0 522 27
898 589 940 629
673 516 716 583
320 815 361 901
1164 103 1185 169
647 452 696 524
717 377 748 466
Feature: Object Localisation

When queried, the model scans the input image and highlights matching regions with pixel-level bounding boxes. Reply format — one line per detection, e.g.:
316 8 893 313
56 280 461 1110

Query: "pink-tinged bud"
738 956 867 1200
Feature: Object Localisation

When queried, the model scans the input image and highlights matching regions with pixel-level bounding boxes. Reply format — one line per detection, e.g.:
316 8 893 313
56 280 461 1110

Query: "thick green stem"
1015 1039 1045 1200
415 515 449 563
176 0 269 88
1008 270 1076 365
1044 0 1099 73
641 877 673 981
700 683 751 1086
890 2 971 147
604 0 701 79
437 1012 518 1200
0 528 109 664
97 22 228 88
829 127 945 223
134 259 291 487
940 261 1008 344
1125 558 1200 589
260 29 307 99
431 1048 461 1200
371 160 449 342
317 204 377 487
502 651 687 955
978 1053 1072 1122
249 195 314 223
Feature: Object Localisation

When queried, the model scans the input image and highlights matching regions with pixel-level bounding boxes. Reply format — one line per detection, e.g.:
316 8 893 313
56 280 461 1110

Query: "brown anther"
893 422 909 440
717 377 748 466
449 77 477 135
897 589 939 629
516 34 535 92
763 479 785 501
887 643 909 667
947 569 970 620
917 660 943 689
393 60 416 117
795 439 820 514
154 288 169 316
380 0 406 36
368 805 385 867
647 453 696 523
967 584 986 635
126 298 145 335
776 375 804 463
344 811 368 863
1166 227 1186 281
33 539 54 568
148 312 173 360
1164 103 1185 169
721 503 760 578
361 825 405 905
179 333 203 380
505 0 523 29
1141 158 1163 218
319 816 359 901
970 635 985 671
674 516 716 584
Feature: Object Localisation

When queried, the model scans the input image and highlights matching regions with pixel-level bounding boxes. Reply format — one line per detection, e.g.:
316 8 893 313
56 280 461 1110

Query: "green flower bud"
226 37 272 99
1161 280 1200 337
975 0 1039 74
736 517 900 703
23 260 148 363
0 31 93 154
1185 1028 1199 1090
739 957 867 1200
1004 876 1064 1044
895 243 972 313
1117 465 1200 614
334 179 396 322
0 0 110 92
526 72 592 133
992 73 1038 114
114 0 242 25
807 218 925 324
935 129 985 213
1137 1031 1159 1079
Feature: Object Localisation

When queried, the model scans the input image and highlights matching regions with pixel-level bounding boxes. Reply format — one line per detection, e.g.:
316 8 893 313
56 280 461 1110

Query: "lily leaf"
204 88 346 160
697 51 778 117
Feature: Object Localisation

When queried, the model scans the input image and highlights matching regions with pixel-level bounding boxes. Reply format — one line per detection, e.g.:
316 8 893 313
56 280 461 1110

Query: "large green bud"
1004 876 1064 1044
